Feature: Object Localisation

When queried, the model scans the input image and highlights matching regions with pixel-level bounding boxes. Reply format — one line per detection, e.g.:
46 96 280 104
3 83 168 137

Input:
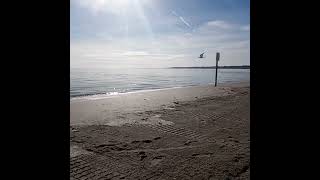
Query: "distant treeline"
170 65 250 69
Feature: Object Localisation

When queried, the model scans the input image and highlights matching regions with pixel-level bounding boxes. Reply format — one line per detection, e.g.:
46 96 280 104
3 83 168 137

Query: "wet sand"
70 82 250 179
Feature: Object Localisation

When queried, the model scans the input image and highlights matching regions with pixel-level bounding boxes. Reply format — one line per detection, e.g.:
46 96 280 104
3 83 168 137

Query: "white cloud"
72 0 131 15
206 20 233 29
240 24 250 31
71 19 250 68
122 51 150 56
72 0 153 15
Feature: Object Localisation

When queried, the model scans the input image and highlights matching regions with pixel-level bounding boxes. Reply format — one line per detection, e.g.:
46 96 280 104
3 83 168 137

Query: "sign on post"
215 52 220 87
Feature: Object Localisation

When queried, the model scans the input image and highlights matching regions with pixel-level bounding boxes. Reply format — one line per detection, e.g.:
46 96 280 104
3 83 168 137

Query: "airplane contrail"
179 17 191 28
172 11 192 28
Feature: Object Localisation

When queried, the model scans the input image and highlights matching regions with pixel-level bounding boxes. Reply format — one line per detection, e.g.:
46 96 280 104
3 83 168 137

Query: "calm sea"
70 67 250 99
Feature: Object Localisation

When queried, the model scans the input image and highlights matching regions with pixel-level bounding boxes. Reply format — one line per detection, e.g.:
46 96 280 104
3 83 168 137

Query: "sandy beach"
70 82 250 179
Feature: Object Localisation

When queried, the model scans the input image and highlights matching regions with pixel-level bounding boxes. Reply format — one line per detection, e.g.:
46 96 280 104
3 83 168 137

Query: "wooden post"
215 52 220 87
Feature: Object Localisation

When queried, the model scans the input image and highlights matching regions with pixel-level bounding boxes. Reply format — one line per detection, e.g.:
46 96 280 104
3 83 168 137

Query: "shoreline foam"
70 81 249 102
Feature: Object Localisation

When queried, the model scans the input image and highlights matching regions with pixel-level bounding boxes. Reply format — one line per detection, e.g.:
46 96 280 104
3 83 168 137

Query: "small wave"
106 92 119 96
70 86 187 102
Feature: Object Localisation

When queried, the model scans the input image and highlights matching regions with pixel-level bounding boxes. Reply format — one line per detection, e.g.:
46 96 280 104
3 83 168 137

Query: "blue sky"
71 0 250 68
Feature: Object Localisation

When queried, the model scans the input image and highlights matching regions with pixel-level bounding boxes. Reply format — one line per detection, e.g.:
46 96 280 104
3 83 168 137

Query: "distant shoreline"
170 65 250 69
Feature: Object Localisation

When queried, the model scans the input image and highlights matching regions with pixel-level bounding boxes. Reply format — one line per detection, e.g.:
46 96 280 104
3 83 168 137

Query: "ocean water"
70 67 250 99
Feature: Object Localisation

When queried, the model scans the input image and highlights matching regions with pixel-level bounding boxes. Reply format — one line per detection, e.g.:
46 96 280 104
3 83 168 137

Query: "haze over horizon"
71 0 250 69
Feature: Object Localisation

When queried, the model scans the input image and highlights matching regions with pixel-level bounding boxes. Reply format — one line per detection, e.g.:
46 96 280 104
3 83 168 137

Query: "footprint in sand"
138 151 147 160
150 156 165 167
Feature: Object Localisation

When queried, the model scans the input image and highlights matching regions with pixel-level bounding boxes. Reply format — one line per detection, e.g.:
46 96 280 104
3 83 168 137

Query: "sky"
71 0 250 68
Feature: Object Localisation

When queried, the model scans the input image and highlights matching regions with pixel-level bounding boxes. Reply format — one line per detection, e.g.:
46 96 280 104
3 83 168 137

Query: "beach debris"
191 153 212 158
162 105 176 110
142 140 152 143
71 139 85 143
131 139 153 144
173 101 179 104
71 129 79 132
232 156 244 162
232 139 240 143
138 151 147 160
140 155 147 161
141 117 148 121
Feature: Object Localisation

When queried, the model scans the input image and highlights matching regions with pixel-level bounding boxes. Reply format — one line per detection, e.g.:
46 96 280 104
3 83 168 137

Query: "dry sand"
70 82 250 180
